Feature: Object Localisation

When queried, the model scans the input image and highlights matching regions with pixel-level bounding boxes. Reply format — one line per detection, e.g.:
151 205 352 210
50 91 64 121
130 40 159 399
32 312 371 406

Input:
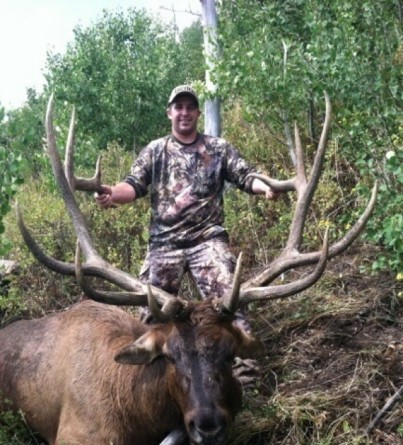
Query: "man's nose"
181 106 193 114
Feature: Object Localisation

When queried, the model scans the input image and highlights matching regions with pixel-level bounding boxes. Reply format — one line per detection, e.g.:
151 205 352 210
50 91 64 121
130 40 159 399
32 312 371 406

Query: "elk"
0 94 377 445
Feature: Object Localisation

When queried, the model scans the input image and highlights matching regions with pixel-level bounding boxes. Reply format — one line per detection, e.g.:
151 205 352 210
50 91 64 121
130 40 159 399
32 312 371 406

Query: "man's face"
167 95 201 138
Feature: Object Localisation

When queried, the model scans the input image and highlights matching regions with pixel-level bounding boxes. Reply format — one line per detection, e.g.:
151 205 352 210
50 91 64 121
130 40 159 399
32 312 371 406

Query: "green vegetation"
0 409 40 444
216 0 402 276
0 106 25 255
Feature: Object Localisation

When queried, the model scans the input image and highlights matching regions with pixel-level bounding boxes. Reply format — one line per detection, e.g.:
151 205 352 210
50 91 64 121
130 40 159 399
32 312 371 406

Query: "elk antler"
232 92 377 307
18 94 376 317
63 106 103 193
17 94 176 308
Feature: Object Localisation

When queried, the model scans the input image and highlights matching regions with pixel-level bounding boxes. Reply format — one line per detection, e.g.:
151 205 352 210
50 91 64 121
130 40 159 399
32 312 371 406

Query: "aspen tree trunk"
200 0 221 137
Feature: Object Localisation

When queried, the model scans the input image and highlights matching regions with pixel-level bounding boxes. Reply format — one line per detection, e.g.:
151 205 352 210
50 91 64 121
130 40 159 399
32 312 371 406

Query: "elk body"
0 297 261 445
0 94 377 444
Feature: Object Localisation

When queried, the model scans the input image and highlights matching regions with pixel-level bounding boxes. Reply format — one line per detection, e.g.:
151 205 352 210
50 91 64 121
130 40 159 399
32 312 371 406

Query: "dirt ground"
230 249 403 444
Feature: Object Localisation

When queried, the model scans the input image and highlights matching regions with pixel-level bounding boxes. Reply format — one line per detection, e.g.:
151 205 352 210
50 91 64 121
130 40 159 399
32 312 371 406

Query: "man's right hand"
94 182 136 208
94 185 114 209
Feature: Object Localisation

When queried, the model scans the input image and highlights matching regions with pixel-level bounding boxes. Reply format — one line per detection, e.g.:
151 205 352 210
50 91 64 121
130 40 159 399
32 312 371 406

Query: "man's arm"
95 182 136 209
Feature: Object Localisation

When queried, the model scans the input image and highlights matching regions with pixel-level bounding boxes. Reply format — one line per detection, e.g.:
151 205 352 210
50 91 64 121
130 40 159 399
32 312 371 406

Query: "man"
96 85 278 306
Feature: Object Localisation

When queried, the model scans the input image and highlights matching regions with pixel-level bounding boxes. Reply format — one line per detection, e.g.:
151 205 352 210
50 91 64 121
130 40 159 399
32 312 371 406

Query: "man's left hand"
265 186 281 201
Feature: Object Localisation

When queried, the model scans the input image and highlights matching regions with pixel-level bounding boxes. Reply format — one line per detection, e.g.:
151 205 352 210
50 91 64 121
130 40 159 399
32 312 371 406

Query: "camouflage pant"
140 237 236 299
139 237 250 331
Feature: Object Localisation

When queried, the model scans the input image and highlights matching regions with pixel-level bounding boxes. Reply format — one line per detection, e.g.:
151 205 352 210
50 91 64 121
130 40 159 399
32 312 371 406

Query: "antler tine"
45 94 101 262
327 181 378 257
245 173 296 193
294 119 306 184
240 93 377 303
64 107 103 193
64 107 76 191
239 229 330 306
216 252 243 314
146 284 189 322
76 154 102 192
61 98 112 208
17 203 75 275
243 95 312 195
286 91 331 251
249 94 331 256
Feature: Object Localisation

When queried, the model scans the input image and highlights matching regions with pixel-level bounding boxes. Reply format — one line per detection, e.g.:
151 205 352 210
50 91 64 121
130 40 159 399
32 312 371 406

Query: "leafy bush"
44 9 203 150
0 145 25 257
215 0 402 274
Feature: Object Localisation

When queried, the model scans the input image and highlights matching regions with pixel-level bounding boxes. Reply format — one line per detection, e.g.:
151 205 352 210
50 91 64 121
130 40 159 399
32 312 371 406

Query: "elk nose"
187 414 227 445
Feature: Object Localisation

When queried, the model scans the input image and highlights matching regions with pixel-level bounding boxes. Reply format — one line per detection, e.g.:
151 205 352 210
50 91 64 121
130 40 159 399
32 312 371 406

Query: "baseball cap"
168 85 199 107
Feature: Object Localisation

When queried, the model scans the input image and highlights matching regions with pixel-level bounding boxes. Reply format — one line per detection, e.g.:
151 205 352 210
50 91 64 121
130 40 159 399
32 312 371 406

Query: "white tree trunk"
200 0 221 137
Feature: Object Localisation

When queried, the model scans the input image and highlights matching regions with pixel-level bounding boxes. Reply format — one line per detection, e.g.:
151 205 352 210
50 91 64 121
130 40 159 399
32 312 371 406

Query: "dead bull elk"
0 94 377 445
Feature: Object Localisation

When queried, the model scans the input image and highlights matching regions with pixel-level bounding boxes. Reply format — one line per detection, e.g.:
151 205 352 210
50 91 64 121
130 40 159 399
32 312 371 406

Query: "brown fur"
0 299 263 445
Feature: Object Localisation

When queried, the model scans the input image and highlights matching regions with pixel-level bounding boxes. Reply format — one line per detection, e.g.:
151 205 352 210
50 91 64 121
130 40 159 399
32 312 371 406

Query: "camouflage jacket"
124 133 258 248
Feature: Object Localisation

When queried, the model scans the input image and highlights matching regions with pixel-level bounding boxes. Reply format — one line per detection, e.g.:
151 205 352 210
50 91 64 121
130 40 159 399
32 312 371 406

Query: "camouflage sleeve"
224 142 259 194
124 144 153 198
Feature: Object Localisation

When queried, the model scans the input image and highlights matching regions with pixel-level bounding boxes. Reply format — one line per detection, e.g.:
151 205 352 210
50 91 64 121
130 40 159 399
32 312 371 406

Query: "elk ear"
233 326 265 360
115 330 166 365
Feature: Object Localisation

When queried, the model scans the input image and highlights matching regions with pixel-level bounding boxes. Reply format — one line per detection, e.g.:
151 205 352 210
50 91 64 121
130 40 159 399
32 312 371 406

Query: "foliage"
44 8 204 151
0 275 26 328
0 139 25 257
176 21 205 83
2 89 47 180
215 0 403 273
0 90 51 257
0 405 40 444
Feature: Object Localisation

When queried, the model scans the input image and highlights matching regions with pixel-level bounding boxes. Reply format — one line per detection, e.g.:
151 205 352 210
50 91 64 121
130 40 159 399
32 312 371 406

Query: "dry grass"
230 249 403 444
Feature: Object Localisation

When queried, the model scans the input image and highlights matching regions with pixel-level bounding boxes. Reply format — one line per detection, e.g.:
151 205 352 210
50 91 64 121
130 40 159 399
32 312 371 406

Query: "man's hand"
264 186 281 201
94 185 114 209
94 182 136 208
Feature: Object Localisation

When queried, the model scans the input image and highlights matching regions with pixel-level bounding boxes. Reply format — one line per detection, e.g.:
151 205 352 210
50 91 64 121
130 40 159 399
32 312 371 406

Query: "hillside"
230 247 402 445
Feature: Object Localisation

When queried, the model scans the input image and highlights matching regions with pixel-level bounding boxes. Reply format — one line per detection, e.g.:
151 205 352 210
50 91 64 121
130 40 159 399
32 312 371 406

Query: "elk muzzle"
185 405 230 445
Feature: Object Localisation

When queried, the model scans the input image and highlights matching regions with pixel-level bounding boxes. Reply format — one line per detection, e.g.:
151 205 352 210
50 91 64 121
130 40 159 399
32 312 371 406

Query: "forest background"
0 1 402 444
